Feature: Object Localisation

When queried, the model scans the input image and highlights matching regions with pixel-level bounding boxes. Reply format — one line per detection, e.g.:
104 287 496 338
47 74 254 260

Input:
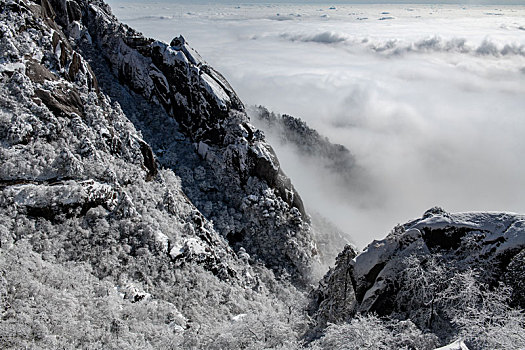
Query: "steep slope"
0 0 318 348
68 0 317 280
309 207 525 346
0 0 319 279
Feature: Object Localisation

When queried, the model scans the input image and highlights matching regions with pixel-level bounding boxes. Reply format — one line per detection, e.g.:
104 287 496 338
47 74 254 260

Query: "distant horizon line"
129 0 525 4
113 0 525 6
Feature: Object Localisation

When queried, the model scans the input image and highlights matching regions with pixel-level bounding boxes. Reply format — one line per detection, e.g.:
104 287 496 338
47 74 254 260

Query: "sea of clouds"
108 1 525 249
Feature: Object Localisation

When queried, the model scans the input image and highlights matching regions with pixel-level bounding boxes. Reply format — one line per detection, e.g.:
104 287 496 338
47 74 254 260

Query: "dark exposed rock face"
307 245 357 336
505 249 525 307
34 85 84 117
309 208 525 332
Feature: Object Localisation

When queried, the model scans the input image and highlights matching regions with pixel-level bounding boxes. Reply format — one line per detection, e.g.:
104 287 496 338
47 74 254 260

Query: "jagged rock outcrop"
308 245 358 334
309 207 525 334
28 0 318 281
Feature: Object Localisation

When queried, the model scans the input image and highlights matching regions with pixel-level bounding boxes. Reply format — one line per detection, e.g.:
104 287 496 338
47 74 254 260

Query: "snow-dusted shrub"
309 314 438 350
197 312 304 350
0 241 185 349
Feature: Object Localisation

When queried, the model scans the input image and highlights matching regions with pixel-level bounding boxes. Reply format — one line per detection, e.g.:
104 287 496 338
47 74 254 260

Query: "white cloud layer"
108 1 525 249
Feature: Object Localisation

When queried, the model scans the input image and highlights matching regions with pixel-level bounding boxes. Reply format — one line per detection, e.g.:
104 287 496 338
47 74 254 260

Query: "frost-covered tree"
444 272 525 349
395 255 525 349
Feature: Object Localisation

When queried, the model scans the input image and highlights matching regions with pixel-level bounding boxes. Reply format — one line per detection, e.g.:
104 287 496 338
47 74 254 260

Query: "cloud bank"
108 2 525 249
281 31 525 57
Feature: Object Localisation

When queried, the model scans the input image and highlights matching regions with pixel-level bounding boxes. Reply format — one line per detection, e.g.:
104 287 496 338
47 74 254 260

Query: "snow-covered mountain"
0 0 319 347
249 105 356 176
1 0 320 278
1 0 523 349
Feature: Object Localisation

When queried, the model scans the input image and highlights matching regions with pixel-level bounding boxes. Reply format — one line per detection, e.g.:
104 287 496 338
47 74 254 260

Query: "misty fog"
108 1 525 249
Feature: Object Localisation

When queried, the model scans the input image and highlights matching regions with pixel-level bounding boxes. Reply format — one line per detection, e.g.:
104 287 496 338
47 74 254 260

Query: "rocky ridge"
249 105 356 180
0 0 319 281
309 207 525 340
73 0 317 280
249 105 359 266
0 0 247 302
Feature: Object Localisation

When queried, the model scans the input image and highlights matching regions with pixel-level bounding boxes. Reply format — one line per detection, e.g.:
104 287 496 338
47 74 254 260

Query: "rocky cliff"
0 0 319 347
1 0 319 280
309 207 525 343
249 105 357 266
